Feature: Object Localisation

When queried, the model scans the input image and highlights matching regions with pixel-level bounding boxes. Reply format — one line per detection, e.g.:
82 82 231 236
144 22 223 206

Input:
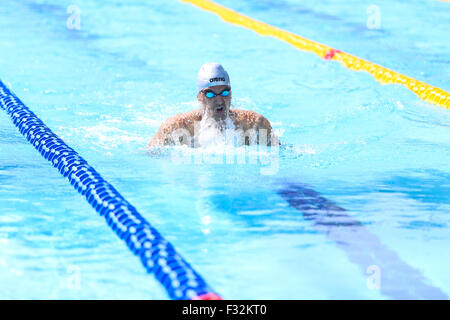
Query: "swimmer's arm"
256 115 280 146
147 117 177 148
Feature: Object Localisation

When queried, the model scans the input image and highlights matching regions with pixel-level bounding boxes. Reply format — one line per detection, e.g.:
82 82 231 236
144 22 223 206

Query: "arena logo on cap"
209 77 226 83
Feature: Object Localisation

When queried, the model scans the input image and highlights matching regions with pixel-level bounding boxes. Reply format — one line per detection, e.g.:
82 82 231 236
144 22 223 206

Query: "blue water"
0 0 449 299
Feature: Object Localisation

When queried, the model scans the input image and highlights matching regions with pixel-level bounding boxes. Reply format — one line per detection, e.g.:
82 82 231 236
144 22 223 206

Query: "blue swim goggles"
203 89 230 99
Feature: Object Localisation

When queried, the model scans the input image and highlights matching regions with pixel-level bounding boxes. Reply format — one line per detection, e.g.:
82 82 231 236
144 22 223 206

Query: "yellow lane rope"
181 0 450 109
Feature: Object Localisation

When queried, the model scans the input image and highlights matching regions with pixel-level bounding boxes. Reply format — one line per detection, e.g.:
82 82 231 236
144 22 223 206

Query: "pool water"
0 0 449 299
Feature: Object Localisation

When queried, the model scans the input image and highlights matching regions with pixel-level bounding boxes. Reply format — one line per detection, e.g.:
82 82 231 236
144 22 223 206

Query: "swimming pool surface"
0 0 449 299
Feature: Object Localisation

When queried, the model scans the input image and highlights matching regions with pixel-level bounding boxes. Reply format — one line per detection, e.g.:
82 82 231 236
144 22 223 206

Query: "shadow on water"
206 177 448 299
372 170 450 230
206 189 318 236
376 169 450 206
276 181 447 299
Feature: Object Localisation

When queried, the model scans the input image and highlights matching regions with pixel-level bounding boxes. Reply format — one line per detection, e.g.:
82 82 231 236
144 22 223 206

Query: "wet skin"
148 85 277 147
196 85 232 122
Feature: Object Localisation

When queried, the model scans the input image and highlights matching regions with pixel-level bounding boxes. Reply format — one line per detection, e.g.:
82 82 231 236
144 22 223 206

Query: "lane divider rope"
0 80 221 300
181 0 450 110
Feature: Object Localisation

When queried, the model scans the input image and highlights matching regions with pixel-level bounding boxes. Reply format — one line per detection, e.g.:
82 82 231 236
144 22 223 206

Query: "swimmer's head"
197 63 232 121
197 62 230 93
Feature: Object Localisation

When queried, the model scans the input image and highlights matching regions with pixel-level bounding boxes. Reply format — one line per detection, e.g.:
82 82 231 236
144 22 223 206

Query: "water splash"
197 115 241 147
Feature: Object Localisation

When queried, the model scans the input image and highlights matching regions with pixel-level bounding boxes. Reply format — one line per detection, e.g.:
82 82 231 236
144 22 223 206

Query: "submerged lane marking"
277 182 447 299
182 0 450 110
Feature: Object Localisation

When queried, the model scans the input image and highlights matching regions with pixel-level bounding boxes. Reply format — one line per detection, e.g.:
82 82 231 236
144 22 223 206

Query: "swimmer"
147 62 278 148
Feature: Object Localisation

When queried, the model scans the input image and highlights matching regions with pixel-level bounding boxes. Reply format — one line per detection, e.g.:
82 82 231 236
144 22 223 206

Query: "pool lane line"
277 182 447 299
181 0 450 110
0 80 221 301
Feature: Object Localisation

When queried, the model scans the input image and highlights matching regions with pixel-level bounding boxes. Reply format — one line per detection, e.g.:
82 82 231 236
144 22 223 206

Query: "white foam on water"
197 115 239 147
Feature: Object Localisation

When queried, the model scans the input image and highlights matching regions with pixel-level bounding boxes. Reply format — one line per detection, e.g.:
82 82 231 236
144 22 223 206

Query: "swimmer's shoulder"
161 109 201 130
181 109 202 124
230 109 272 130
230 109 280 146
147 109 202 147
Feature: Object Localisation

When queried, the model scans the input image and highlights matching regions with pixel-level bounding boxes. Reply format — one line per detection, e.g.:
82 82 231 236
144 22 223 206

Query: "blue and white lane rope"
0 80 221 300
